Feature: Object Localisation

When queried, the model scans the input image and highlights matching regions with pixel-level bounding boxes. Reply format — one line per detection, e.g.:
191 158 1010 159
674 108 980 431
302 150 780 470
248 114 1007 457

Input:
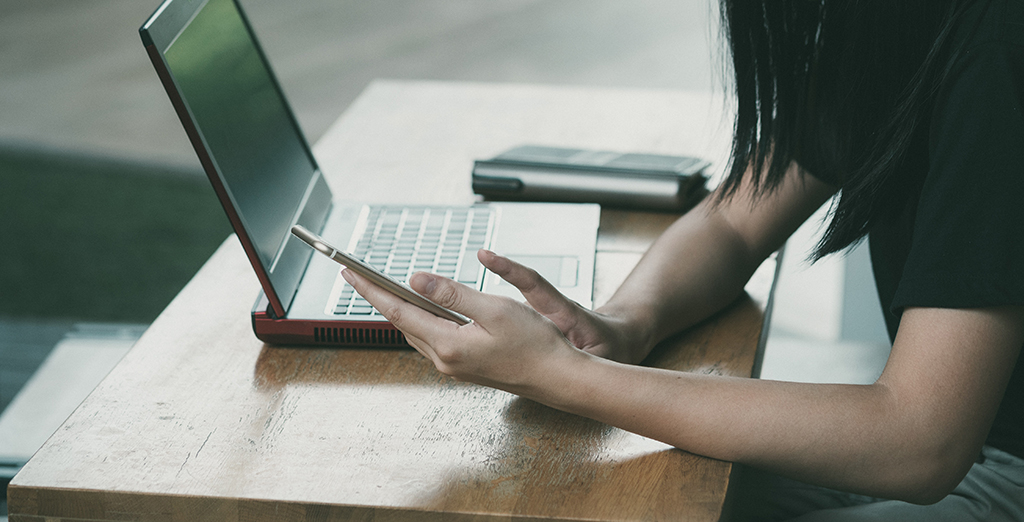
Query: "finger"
402 331 433 360
477 249 577 317
341 269 457 348
403 330 430 357
407 271 498 320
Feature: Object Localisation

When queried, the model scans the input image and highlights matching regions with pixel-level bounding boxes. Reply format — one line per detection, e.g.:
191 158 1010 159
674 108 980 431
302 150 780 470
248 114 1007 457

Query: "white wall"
762 200 892 384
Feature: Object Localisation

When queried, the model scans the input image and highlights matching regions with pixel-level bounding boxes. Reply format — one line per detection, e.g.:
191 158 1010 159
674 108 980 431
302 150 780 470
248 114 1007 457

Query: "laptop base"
252 292 410 347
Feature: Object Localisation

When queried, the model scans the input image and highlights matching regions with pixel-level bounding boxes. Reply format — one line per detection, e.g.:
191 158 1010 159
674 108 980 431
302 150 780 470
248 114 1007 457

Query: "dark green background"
0 146 231 323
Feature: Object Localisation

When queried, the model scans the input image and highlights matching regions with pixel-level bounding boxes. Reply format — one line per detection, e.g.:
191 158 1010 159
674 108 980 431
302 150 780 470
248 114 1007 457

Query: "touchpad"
498 255 579 288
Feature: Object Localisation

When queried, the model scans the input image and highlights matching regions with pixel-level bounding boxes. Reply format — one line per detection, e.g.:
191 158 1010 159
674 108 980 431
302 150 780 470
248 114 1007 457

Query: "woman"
344 0 1024 518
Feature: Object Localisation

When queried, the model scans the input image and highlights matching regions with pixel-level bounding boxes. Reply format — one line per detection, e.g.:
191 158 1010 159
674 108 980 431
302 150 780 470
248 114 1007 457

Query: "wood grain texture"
9 82 769 522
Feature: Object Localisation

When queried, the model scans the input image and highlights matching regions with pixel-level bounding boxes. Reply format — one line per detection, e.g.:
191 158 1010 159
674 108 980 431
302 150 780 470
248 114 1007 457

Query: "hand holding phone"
291 225 471 325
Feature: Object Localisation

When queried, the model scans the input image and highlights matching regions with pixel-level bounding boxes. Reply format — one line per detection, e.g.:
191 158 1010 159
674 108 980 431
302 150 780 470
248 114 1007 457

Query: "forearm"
535 350 952 503
597 202 764 357
349 207 1021 506
598 164 834 360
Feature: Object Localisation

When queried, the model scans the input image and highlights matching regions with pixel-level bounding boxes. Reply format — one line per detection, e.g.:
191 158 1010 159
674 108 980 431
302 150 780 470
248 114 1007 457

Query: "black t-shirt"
868 0 1024 458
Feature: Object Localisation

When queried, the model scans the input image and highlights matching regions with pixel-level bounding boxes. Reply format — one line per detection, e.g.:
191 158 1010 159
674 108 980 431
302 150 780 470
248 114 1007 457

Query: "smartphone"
291 225 471 325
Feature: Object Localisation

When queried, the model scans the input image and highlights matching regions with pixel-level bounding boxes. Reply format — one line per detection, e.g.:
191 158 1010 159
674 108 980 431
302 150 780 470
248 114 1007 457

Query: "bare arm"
596 162 835 361
537 305 1023 503
489 161 835 364
344 161 1024 503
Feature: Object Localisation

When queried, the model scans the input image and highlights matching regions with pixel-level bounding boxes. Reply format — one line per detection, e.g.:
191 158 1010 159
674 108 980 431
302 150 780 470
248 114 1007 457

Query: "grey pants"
723 446 1024 521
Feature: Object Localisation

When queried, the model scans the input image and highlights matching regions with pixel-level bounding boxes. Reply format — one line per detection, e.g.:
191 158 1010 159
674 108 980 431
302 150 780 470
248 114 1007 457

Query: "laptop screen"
163 0 316 269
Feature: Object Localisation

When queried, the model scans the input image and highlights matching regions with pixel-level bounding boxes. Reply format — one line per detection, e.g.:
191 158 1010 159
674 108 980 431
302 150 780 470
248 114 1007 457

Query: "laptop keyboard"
333 206 495 317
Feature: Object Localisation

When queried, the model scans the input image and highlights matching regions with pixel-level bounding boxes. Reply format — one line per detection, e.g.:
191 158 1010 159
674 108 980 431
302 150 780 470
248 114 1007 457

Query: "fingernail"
422 275 436 295
410 272 436 295
341 268 355 284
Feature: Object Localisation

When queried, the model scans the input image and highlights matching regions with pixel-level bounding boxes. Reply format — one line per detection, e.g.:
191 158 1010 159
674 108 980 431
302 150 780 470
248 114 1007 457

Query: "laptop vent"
313 326 407 346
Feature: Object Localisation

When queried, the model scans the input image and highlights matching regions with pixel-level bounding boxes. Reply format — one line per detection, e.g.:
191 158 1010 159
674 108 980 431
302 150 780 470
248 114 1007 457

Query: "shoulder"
938 0 1024 98
890 0 1024 311
930 0 1023 176
935 0 1023 98
953 0 1024 51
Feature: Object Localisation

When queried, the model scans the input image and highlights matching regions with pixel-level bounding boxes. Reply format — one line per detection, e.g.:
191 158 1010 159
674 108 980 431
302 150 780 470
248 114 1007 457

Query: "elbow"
899 478 959 506
890 444 977 505
867 380 987 505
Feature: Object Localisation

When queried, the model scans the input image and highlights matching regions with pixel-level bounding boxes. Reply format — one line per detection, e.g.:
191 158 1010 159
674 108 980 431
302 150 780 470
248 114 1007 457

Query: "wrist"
527 345 611 415
594 301 659 363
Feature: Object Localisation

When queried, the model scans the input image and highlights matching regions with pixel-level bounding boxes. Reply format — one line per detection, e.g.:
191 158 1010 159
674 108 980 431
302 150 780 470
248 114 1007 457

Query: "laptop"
139 0 599 347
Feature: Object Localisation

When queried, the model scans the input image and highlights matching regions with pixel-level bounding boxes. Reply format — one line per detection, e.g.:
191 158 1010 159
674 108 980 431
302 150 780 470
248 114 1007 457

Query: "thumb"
409 272 490 317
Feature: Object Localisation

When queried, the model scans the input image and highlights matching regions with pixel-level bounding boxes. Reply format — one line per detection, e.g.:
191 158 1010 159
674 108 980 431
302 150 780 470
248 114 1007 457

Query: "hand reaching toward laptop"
340 250 643 399
472 250 649 364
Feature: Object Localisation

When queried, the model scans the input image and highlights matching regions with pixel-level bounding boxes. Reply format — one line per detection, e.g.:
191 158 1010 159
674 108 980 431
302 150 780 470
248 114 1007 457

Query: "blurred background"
0 0 716 406
0 1 889 517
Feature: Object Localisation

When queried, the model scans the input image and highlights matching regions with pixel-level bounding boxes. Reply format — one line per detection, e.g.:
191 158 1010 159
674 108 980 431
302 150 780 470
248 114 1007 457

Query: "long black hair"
717 0 970 259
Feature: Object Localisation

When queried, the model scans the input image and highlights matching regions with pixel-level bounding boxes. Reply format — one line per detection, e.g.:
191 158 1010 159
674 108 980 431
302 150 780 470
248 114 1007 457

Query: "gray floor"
0 318 75 521
0 320 75 415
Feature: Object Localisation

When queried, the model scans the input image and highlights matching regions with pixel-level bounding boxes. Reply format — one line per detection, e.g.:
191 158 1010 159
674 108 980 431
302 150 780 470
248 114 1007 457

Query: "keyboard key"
457 260 481 284
335 205 494 310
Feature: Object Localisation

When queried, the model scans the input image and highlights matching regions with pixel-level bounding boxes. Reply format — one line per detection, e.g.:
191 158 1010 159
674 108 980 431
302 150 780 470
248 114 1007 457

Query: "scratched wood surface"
8 82 771 522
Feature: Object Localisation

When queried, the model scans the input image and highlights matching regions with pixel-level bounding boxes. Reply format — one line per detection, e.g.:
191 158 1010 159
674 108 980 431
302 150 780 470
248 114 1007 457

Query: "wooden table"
8 81 776 521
